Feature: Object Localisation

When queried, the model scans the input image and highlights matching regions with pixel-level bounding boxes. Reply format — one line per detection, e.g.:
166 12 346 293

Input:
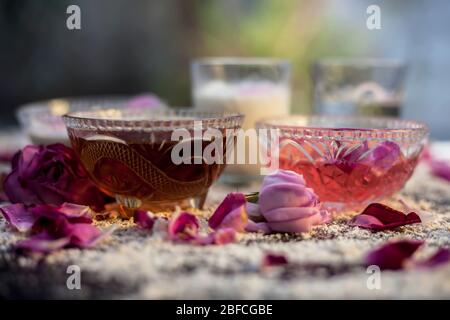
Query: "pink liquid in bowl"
257 116 428 211
278 139 419 208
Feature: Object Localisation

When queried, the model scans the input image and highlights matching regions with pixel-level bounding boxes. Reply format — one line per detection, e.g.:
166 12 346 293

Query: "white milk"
194 80 290 129
193 80 290 182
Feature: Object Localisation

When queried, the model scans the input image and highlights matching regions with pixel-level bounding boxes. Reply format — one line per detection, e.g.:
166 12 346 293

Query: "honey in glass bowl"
63 109 243 217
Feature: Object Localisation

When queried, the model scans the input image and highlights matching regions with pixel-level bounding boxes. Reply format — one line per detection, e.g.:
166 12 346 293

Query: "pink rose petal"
63 223 104 248
429 160 450 182
369 141 401 170
208 228 237 245
58 203 93 218
168 212 199 242
258 170 329 233
133 209 155 230
349 203 421 231
0 203 37 232
1 202 110 254
262 206 320 222
364 240 423 270
268 212 325 233
261 169 306 188
259 184 317 212
15 232 71 253
208 193 248 232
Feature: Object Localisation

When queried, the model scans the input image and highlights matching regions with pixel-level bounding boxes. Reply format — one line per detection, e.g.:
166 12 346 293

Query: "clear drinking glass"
191 57 291 185
312 59 407 117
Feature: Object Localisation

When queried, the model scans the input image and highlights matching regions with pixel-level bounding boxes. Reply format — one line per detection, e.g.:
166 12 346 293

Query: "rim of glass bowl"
314 58 406 68
256 115 428 142
17 96 135 126
192 57 291 67
63 108 244 132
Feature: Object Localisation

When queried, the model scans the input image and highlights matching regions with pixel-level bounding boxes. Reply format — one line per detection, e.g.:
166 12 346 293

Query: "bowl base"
115 194 208 219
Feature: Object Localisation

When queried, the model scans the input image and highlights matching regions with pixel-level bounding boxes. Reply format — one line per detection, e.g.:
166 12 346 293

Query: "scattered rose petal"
202 228 237 245
364 240 424 270
364 240 450 271
167 212 236 246
168 212 199 242
15 232 71 253
3 144 111 211
211 228 236 245
63 222 104 248
208 193 248 232
58 203 93 218
349 203 421 231
133 209 155 230
31 204 93 228
262 252 289 268
1 202 109 254
0 203 38 232
415 248 450 268
429 159 450 182
398 198 435 224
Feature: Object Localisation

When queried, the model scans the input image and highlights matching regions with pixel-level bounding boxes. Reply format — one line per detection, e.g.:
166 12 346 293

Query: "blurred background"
0 0 449 138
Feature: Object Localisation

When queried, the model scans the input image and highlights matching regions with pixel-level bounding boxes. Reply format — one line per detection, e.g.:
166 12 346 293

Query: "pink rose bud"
3 144 111 211
258 170 329 233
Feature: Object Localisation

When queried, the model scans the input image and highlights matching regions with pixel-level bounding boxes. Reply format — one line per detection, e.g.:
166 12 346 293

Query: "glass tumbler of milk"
191 58 291 185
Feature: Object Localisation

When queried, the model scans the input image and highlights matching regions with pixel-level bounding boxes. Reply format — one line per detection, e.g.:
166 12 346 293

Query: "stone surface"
1 164 450 299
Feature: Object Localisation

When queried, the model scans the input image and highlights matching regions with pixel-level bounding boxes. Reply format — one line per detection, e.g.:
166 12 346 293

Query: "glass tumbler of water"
312 59 407 117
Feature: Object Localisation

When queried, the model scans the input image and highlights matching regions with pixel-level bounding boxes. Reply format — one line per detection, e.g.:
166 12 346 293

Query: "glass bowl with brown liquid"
63 108 243 217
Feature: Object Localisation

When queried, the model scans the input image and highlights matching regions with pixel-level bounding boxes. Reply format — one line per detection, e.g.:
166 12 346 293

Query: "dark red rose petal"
262 252 289 268
349 203 421 231
364 240 423 270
